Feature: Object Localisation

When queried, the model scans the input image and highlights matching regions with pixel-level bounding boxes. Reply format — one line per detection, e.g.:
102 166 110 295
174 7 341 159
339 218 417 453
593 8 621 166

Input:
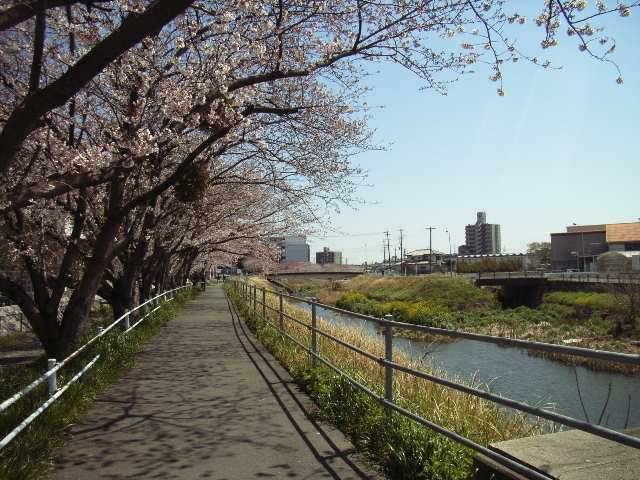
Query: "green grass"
332 276 498 330
343 275 496 310
0 290 195 480
328 276 633 341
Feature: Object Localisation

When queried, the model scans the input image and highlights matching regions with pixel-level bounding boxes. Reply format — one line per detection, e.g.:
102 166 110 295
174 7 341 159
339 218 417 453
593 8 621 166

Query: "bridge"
474 271 640 285
472 271 640 307
267 262 365 281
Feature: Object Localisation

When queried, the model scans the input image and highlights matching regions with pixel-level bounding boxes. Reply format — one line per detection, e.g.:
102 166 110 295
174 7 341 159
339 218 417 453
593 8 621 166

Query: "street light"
445 229 452 276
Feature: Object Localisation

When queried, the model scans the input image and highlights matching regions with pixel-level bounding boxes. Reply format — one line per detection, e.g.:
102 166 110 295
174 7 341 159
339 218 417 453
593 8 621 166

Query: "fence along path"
53 285 378 480
231 279 640 480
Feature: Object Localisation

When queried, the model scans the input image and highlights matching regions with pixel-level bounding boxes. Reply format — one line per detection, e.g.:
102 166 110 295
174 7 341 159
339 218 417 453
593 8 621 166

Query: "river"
290 300 640 429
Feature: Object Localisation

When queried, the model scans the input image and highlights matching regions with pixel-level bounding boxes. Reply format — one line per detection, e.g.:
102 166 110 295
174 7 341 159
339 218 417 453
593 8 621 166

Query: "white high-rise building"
272 236 311 262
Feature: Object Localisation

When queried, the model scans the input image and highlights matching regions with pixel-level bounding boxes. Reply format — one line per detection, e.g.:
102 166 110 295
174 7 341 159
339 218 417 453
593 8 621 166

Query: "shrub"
544 291 622 316
336 293 453 328
343 276 496 310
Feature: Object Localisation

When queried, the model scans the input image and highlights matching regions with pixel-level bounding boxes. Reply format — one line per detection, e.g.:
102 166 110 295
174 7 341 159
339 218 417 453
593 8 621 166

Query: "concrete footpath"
53 285 378 480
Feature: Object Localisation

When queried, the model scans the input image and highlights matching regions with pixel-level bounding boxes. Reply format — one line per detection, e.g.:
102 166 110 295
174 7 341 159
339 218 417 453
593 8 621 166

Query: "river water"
291 300 640 429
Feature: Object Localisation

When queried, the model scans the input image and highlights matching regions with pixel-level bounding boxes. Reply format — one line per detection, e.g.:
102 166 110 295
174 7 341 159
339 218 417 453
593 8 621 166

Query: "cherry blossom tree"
0 0 637 355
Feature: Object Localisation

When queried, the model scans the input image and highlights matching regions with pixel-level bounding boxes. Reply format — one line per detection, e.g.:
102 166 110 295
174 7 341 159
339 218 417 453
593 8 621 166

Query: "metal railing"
229 279 640 480
0 284 192 451
474 271 640 284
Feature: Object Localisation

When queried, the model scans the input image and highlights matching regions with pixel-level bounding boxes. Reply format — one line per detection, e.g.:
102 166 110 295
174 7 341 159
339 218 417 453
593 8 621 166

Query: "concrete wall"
0 305 29 335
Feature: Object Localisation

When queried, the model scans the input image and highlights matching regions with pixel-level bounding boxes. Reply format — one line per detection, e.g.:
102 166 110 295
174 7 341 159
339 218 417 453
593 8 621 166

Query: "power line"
384 230 391 269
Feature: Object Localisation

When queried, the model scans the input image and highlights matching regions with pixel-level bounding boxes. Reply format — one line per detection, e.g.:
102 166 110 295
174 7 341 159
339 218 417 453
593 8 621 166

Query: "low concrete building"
404 249 448 274
551 222 640 271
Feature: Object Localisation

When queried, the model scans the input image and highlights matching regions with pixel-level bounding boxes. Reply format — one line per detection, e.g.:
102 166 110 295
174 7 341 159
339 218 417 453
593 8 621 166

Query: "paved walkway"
53 286 378 479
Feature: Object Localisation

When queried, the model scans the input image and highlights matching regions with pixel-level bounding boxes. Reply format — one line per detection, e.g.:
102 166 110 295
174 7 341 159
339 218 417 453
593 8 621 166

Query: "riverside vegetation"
230 278 550 480
279 275 640 374
0 289 194 480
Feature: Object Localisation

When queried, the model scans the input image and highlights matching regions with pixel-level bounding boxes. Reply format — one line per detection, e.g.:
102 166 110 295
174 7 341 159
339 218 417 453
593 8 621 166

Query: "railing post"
123 312 130 331
311 299 318 369
47 358 57 395
253 285 257 313
384 314 394 419
262 288 266 320
279 292 284 334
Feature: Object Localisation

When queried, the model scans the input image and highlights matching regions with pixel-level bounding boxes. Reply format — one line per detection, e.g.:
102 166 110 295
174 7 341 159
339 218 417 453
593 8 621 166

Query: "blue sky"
308 9 640 264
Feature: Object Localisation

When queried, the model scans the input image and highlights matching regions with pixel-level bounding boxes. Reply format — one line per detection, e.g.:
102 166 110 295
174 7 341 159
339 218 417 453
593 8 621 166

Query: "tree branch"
0 0 113 32
0 0 196 176
28 0 47 94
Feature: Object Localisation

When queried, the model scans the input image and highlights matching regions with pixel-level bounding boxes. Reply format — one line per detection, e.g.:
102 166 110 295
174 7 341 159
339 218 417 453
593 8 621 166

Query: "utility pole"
426 226 436 274
384 230 391 271
382 239 386 266
399 229 404 276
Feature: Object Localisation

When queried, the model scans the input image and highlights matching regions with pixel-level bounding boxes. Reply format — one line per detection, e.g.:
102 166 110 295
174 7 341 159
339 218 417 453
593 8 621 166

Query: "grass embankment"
0 289 195 480
230 278 547 479
296 275 640 374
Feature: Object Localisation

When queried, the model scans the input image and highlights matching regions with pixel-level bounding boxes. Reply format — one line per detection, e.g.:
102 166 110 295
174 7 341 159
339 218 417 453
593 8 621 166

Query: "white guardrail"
0 284 192 451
